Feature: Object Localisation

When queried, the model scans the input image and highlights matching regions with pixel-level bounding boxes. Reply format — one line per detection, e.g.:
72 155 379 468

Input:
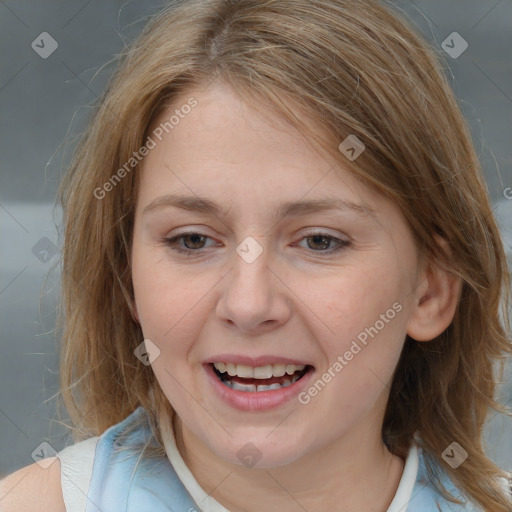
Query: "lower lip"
203 363 315 411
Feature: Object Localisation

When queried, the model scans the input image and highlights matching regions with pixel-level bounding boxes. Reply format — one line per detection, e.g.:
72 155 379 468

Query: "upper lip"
203 354 313 367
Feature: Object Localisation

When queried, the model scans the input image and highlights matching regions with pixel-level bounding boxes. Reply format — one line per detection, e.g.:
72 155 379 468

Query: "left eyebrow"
142 194 376 221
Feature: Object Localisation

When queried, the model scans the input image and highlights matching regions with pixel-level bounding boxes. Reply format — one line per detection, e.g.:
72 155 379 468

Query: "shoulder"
0 457 65 512
0 407 146 512
410 445 509 511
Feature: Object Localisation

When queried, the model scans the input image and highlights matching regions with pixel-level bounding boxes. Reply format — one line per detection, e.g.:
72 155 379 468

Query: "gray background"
1 0 511 477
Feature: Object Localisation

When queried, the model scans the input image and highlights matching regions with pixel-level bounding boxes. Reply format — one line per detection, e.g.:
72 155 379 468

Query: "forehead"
136 80 398 227
147 81 327 164
132 82 419 268
141 82 357 191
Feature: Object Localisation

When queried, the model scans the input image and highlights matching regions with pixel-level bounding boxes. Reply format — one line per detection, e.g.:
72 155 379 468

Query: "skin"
130 79 460 512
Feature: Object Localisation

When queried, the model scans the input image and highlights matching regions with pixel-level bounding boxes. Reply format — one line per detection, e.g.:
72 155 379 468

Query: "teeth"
253 365 272 379
257 383 282 391
272 364 286 377
222 377 300 392
286 365 299 375
215 362 226 373
226 363 237 376
230 381 256 392
213 362 306 379
235 364 254 378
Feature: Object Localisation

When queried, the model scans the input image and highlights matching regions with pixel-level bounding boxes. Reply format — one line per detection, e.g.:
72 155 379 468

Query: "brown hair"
57 0 512 509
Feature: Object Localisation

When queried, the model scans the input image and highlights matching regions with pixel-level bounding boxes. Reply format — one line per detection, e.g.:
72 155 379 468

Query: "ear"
406 238 461 342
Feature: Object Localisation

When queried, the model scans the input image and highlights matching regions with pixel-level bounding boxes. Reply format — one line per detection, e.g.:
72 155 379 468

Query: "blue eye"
162 231 350 255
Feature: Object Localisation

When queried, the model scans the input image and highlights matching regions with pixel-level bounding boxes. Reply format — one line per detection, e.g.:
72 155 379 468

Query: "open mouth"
209 362 314 392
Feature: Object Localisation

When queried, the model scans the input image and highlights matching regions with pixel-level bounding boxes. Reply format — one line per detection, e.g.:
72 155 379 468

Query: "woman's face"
131 80 425 467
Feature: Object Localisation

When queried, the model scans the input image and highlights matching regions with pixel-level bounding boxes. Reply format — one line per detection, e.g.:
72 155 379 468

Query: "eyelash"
162 230 350 256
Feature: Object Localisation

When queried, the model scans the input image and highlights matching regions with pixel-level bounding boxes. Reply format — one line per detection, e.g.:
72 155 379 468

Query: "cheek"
131 243 218 365
131 258 205 402
304 261 405 408
133 268 200 343
132 242 181 344
318 259 405 347
306 260 407 409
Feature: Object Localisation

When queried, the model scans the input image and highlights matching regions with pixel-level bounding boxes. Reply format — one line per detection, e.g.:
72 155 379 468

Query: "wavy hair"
57 0 512 509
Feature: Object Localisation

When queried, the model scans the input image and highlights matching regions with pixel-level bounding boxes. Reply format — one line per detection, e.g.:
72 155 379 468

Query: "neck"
172 413 405 512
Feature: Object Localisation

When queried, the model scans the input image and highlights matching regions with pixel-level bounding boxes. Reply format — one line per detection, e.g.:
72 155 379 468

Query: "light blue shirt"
57 406 488 511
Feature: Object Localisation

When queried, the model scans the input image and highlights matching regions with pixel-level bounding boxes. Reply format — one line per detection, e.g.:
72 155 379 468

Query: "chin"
208 435 308 469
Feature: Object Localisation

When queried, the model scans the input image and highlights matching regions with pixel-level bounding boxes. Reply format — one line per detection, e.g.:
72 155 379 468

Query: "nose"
215 237 293 334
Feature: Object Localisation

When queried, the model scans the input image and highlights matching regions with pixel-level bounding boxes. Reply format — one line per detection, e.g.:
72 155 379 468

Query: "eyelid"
166 226 349 240
164 227 351 243
294 231 350 253
299 227 349 241
162 228 351 256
